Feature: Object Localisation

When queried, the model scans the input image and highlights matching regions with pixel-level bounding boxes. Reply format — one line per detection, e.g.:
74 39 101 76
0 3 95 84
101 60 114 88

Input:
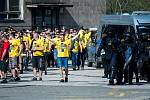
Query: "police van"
98 11 150 82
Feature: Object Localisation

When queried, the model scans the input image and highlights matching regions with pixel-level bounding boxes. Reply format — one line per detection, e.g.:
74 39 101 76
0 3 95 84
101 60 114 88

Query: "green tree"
106 0 150 14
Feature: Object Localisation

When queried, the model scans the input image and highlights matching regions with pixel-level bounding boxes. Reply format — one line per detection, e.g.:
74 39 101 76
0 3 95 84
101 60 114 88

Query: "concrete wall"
60 0 106 28
0 0 106 30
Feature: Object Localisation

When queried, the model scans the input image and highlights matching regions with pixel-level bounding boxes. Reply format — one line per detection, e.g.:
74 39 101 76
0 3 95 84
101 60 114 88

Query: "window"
0 0 24 20
0 0 6 12
9 0 20 11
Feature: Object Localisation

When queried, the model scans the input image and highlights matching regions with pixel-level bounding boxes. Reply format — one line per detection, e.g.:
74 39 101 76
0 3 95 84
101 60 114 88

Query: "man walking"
0 34 9 83
31 32 44 81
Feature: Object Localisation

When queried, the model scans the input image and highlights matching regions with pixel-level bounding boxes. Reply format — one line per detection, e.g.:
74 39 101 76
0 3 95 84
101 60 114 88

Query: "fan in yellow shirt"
9 37 20 58
23 35 29 49
78 28 85 41
43 37 50 53
42 34 52 75
53 35 60 49
31 32 44 81
27 33 32 46
78 28 91 70
65 30 72 40
70 32 82 70
32 37 44 57
9 32 21 81
53 33 60 68
55 37 71 58
46 32 79 82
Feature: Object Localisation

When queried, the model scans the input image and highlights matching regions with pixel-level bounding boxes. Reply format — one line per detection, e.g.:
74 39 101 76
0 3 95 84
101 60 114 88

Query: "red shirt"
0 41 3 59
0 40 9 60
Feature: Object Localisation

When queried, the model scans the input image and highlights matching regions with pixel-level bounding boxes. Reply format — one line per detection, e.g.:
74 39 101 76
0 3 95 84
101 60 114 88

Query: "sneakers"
1 79 8 83
102 75 108 78
32 77 43 81
45 71 47 75
10 77 15 82
39 77 42 81
136 78 139 83
59 77 68 82
73 68 76 71
109 80 114 85
15 77 21 81
60 79 64 82
32 77 37 81
20 70 23 74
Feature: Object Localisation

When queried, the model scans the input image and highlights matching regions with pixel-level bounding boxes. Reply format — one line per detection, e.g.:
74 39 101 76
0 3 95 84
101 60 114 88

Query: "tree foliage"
106 0 150 14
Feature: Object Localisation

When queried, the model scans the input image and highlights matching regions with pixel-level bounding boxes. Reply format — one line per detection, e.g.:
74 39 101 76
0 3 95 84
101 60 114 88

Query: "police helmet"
124 32 133 44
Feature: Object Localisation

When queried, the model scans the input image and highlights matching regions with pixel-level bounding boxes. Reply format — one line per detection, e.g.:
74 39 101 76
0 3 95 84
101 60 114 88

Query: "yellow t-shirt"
27 34 32 45
65 34 72 40
23 36 29 49
54 37 60 42
71 39 80 52
32 38 44 56
39 35 45 41
78 29 85 40
9 39 20 57
80 32 91 49
54 37 60 49
55 39 71 57
43 38 50 52
78 29 86 48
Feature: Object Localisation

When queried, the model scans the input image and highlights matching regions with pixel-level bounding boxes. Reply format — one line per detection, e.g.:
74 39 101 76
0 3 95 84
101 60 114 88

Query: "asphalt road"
0 66 150 100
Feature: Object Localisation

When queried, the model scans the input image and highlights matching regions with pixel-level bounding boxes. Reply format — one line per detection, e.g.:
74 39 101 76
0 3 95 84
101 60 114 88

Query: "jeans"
24 56 29 70
87 47 96 62
71 52 78 68
53 49 57 60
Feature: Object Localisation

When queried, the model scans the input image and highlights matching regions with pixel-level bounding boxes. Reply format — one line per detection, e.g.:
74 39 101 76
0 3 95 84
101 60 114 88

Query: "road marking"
107 89 126 97
119 92 125 97
108 92 114 96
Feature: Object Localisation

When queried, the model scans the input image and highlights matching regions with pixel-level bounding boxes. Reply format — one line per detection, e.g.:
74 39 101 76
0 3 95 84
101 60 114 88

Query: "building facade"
0 0 106 30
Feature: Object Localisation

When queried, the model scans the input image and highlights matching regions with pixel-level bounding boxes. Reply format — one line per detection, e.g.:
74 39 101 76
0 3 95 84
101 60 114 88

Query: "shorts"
0 60 8 73
9 57 18 69
32 56 44 70
57 57 68 69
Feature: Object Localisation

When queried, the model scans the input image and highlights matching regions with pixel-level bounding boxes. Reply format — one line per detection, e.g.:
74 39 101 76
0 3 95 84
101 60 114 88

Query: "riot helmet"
106 27 115 37
124 32 133 44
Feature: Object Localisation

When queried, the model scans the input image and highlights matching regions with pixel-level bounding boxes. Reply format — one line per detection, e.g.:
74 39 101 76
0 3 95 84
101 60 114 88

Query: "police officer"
97 28 116 80
137 33 150 82
123 32 139 84
98 27 124 85
108 30 124 85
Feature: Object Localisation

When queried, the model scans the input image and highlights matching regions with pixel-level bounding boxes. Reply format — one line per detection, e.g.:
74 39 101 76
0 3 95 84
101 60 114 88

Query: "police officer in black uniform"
108 30 124 85
98 27 124 85
97 28 113 79
137 33 150 82
123 32 139 84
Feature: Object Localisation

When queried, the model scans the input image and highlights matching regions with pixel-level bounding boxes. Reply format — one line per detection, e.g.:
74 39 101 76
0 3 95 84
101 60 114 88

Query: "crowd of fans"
0 26 93 83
